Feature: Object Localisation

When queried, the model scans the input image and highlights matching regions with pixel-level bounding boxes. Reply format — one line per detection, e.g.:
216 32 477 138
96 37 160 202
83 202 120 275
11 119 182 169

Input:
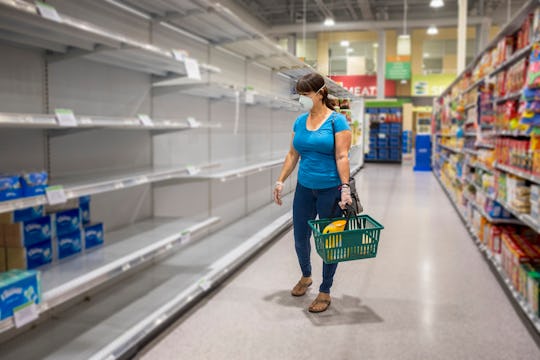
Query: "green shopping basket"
308 212 384 264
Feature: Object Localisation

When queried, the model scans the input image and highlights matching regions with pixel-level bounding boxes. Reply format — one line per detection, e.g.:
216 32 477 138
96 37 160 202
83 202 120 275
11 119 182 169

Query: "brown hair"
295 73 335 110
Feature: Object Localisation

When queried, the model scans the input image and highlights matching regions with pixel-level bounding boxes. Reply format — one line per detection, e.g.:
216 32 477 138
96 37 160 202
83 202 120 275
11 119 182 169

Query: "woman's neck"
310 102 328 117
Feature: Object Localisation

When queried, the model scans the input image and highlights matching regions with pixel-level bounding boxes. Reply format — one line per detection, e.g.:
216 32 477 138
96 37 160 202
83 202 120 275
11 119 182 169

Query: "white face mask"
298 84 326 111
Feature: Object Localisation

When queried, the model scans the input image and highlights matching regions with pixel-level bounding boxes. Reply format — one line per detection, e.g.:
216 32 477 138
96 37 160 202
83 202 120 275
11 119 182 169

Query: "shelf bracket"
46 44 108 64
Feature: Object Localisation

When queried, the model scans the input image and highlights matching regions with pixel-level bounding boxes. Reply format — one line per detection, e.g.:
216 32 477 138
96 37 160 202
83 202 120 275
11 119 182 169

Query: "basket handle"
342 204 361 230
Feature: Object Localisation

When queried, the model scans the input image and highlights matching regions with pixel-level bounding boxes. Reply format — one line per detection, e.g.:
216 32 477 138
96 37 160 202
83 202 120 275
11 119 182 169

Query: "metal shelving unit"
0 216 219 335
0 194 294 359
435 174 540 335
0 0 219 79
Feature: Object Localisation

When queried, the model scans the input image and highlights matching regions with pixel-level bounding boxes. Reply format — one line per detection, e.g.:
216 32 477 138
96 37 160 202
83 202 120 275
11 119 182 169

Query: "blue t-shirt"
293 111 351 189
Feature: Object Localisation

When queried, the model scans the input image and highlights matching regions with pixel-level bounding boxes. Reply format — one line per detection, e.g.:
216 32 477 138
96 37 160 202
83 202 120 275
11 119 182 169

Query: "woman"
273 72 352 313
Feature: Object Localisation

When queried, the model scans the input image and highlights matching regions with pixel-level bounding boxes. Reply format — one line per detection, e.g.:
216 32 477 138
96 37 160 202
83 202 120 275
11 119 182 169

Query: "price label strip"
171 49 187 61
186 117 200 128
185 57 201 80
245 90 256 105
186 166 201 176
35 1 63 23
45 185 67 205
13 302 39 328
54 108 77 127
137 114 154 127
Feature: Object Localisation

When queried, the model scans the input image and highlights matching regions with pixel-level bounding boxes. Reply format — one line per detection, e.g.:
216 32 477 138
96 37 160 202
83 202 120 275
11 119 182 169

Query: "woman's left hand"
339 186 352 209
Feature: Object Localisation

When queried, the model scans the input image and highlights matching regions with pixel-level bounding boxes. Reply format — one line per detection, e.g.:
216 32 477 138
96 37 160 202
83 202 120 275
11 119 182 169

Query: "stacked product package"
0 171 48 202
0 269 41 328
0 196 104 271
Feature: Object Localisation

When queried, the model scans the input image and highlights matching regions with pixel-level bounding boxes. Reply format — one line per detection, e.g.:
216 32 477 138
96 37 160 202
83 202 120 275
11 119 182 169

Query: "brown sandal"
291 280 312 297
308 296 331 313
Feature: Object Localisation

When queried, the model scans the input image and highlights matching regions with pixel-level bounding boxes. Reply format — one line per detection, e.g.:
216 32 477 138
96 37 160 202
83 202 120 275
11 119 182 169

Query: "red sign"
329 75 396 97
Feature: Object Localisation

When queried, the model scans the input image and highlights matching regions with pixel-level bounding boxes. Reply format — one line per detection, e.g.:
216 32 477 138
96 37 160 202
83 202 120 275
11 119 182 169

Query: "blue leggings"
293 182 341 294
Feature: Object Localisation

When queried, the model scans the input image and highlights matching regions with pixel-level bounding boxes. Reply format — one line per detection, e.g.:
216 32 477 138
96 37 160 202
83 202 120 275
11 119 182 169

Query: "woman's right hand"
273 181 284 206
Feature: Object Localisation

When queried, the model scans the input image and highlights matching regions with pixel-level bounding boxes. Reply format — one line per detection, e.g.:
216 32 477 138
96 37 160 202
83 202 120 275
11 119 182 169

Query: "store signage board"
386 56 411 80
411 74 455 96
137 114 154 126
185 58 201 80
329 75 396 97
13 302 39 328
46 186 67 205
54 109 77 127
35 2 63 23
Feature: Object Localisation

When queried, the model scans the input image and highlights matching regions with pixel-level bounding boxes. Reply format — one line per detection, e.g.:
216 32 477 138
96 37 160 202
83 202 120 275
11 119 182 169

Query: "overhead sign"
329 75 396 97
386 56 411 80
411 74 455 96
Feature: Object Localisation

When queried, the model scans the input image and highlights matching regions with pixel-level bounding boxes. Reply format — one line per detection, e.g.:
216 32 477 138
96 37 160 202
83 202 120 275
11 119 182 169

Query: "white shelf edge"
0 112 218 131
434 173 540 335
180 158 284 182
0 163 218 215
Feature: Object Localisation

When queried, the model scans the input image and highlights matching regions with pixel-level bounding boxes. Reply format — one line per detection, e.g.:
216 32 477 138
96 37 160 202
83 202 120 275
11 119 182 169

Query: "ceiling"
231 0 526 29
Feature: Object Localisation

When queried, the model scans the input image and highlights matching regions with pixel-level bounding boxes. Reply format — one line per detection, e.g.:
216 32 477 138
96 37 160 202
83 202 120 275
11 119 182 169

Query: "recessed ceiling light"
346 48 354 53
427 25 439 35
430 0 444 8
373 43 379 48
340 40 350 47
324 18 335 26
424 53 430 58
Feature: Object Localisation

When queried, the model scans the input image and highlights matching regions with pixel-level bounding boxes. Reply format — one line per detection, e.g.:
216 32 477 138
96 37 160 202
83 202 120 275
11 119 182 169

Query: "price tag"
137 114 154 127
35 1 62 23
186 117 200 128
245 90 255 104
45 186 67 205
13 302 39 328
171 49 187 61
165 243 173 251
186 166 200 176
198 278 211 291
182 232 192 244
54 109 77 127
122 263 131 272
185 57 201 80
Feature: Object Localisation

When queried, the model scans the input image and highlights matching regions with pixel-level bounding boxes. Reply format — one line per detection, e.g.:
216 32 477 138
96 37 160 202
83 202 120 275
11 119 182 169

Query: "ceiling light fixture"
346 48 354 53
373 43 379 48
427 25 439 35
430 0 444 8
340 40 350 47
324 17 335 26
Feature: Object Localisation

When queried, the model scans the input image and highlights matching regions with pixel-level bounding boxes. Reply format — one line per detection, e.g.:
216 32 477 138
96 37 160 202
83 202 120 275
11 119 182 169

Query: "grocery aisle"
139 164 540 360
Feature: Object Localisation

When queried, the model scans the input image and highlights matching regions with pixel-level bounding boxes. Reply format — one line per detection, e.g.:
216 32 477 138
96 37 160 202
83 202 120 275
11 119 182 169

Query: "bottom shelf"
0 195 295 360
434 173 540 336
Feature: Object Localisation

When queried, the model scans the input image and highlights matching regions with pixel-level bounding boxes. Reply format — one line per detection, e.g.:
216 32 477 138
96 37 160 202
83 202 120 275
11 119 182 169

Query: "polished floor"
139 164 540 360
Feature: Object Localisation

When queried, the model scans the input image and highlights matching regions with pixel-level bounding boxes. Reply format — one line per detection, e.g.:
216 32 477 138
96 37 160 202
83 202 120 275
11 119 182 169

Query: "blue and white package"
0 206 44 224
79 196 91 225
0 270 41 320
20 171 48 197
84 223 104 249
6 240 53 270
52 208 81 237
3 215 52 247
0 175 22 202
57 230 82 259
